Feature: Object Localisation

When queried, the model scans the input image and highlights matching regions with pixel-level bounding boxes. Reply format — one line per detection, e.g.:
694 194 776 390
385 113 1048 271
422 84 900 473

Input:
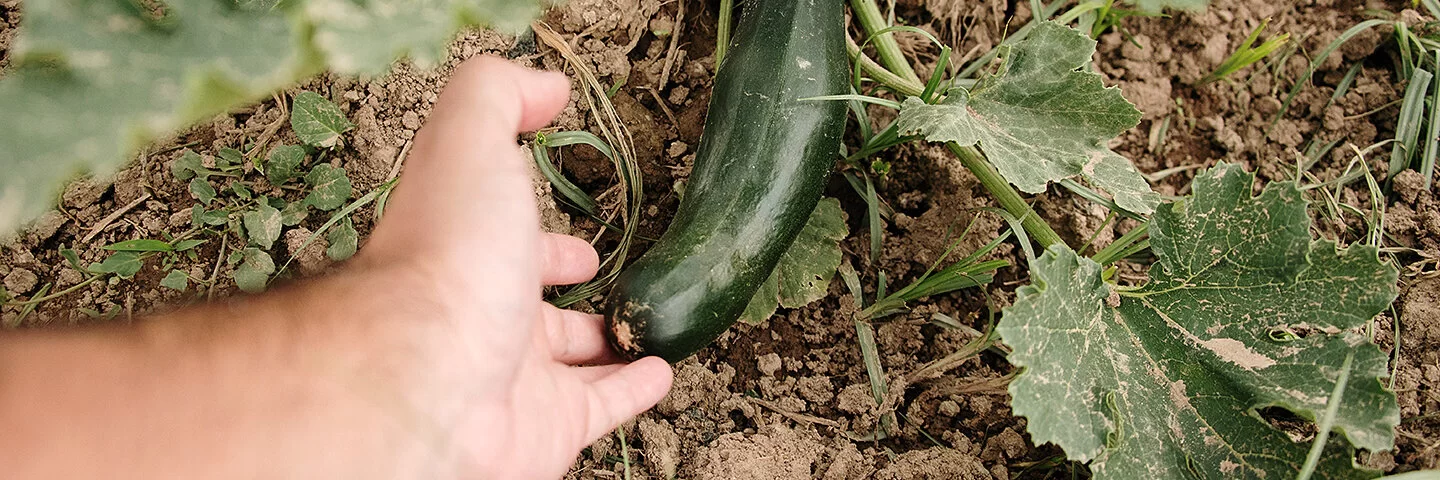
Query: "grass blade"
1326 61 1365 110
1197 17 1290 85
1273 19 1389 126
864 172 883 266
531 142 599 216
1389 67 1433 182
1422 52 1440 189
1295 352 1354 480
715 0 733 65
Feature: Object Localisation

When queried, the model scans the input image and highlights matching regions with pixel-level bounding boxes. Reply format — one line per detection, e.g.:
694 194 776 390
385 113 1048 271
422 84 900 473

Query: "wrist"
130 270 446 479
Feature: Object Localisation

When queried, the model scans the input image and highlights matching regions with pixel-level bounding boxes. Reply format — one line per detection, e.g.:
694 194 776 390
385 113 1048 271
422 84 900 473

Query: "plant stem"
846 36 925 97
716 0 733 65
947 143 1065 249
849 0 922 85
3 274 104 307
846 1 1063 249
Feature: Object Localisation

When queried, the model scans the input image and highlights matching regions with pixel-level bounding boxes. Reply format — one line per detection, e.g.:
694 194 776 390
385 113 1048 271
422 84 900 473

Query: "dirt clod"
284 228 330 276
874 447 991 480
4 267 38 294
637 417 680 478
687 424 828 480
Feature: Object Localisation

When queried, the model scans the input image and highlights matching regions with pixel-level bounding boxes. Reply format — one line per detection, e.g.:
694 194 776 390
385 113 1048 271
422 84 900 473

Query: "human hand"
0 56 671 480
343 55 675 478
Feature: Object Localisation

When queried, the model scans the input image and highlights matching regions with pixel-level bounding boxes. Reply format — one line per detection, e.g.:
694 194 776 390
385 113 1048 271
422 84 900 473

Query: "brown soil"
1 0 1438 478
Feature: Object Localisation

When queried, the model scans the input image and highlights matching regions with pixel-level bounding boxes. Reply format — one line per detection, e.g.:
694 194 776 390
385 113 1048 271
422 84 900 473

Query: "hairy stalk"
948 143 1065 248
846 36 926 97
846 0 1064 250
849 0 921 85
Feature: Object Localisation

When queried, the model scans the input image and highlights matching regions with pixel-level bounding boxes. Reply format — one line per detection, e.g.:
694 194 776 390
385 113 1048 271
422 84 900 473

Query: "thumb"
580 357 674 444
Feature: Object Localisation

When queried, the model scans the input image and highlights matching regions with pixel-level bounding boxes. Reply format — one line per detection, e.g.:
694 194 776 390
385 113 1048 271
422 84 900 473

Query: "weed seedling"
1197 17 1291 85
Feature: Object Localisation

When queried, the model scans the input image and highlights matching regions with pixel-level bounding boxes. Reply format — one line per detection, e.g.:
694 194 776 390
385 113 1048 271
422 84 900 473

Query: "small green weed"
2 90 365 318
1197 18 1291 85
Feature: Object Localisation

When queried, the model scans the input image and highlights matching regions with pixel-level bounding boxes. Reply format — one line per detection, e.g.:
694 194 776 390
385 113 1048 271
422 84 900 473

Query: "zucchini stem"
947 143 1065 249
846 35 925 97
849 0 922 85
847 1 1065 250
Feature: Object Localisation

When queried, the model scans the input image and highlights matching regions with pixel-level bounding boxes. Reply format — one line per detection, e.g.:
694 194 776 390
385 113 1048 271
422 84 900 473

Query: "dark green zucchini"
603 0 848 362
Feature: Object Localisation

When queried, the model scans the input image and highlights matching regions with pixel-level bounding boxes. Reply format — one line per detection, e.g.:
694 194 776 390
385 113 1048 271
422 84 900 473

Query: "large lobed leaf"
0 0 540 234
999 163 1399 479
739 197 848 324
897 21 1158 215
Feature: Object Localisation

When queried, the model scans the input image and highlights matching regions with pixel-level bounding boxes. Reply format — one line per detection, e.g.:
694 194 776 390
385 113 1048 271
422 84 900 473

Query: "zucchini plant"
833 3 1400 479
0 0 540 234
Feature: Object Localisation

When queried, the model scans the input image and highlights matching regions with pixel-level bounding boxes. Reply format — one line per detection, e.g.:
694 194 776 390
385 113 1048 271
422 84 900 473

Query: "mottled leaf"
231 182 253 200
897 21 1158 214
0 0 541 234
160 269 189 292
243 202 283 250
738 198 848 324
189 177 218 206
326 216 358 261
233 248 275 293
305 0 539 74
266 145 307 185
998 163 1398 479
217 148 244 167
290 91 354 148
304 164 352 211
192 206 229 227
280 201 309 226
171 150 207 181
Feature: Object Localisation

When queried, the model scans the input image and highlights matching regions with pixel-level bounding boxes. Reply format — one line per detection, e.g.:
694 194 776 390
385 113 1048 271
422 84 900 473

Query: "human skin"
0 56 674 479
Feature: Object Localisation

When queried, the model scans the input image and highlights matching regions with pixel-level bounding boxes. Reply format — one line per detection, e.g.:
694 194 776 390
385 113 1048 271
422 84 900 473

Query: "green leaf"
104 239 173 252
304 164 353 211
266 145 307 185
243 202 283 250
306 0 539 75
737 198 848 324
189 177 218 206
739 273 781 325
1128 0 1208 13
280 201 310 226
172 239 207 251
896 22 1158 215
0 0 541 234
291 91 355 148
192 206 229 227
89 252 143 279
233 248 275 293
217 147 244 167
60 248 86 272
997 163 1399 479
160 269 189 292
231 182 253 200
171 150 208 181
326 216 358 261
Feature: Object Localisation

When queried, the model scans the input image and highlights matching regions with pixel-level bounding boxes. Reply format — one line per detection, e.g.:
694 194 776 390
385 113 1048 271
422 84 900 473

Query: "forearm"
0 270 431 479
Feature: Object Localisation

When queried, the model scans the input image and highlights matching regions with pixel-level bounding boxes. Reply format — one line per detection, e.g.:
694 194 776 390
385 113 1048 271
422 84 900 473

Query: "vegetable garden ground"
1 0 1438 477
